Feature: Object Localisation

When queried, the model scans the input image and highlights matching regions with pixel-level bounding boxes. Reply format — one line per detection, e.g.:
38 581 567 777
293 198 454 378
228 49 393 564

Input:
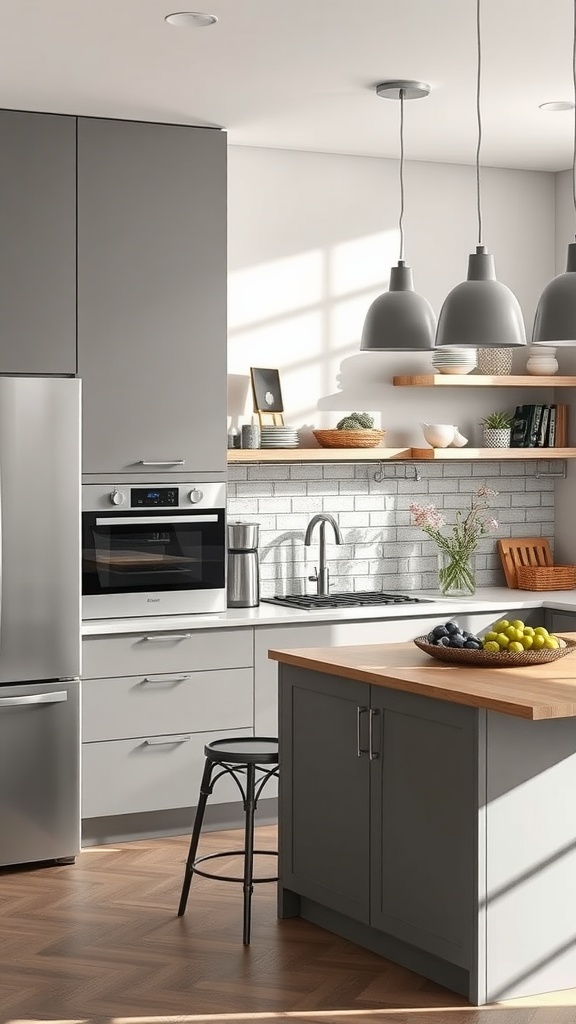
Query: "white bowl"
421 423 456 447
436 365 476 375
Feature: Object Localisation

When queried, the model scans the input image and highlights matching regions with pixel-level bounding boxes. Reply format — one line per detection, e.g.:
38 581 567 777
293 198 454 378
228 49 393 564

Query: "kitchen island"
270 637 576 1006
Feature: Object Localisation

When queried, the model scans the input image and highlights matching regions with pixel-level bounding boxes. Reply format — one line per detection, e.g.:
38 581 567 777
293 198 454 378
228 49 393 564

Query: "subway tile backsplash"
227 462 556 598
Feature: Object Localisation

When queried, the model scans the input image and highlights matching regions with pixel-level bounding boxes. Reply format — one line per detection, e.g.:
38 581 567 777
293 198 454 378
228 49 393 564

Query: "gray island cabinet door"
0 110 76 374
77 118 227 475
370 686 476 969
280 668 371 924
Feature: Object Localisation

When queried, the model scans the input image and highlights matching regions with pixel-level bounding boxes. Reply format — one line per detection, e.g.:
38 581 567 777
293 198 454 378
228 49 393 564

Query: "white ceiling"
1 0 574 172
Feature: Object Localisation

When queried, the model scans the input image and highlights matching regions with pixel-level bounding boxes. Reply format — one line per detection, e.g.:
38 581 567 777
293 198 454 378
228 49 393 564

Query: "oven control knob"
189 489 203 504
110 489 125 506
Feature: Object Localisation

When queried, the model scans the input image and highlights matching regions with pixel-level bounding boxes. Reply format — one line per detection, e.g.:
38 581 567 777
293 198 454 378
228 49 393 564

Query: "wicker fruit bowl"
413 635 576 668
313 429 386 449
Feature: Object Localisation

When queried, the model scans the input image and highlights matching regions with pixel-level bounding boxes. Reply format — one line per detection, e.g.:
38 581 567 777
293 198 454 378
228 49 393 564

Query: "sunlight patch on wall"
228 249 324 331
329 231 397 298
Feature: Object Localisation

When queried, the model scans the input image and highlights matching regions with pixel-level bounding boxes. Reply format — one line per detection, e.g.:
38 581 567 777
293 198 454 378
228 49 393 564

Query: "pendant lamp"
435 0 526 348
360 80 436 352
532 0 576 346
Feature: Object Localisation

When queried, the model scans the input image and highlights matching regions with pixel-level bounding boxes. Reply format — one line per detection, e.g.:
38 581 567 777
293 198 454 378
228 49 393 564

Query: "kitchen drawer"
83 668 253 742
82 727 253 818
82 627 253 679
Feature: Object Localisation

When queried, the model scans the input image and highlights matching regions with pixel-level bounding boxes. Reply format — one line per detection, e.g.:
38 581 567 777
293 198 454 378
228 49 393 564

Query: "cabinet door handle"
137 460 185 466
143 735 192 746
142 633 192 641
357 706 368 756
0 690 67 708
140 675 192 685
369 708 380 760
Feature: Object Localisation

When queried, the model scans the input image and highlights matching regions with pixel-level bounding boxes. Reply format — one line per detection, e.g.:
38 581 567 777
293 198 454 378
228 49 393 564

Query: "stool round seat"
177 734 279 944
205 736 278 765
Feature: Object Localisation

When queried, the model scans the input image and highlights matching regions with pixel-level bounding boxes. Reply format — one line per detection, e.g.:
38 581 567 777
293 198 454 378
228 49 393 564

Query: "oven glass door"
82 508 225 597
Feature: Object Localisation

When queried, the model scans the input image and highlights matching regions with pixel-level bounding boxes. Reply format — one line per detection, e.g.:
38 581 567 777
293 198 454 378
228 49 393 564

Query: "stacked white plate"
431 347 477 375
260 426 300 448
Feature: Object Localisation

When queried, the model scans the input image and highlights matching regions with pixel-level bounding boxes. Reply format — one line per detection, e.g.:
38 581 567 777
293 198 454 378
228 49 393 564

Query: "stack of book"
509 404 568 448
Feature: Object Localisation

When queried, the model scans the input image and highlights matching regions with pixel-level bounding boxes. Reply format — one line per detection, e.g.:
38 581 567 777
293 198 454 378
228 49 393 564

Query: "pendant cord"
398 88 405 262
572 0 576 224
565 0 569 224
476 0 483 248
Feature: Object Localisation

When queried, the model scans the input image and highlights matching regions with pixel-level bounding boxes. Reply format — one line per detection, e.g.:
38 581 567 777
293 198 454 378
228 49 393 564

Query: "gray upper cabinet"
77 118 227 475
0 110 76 374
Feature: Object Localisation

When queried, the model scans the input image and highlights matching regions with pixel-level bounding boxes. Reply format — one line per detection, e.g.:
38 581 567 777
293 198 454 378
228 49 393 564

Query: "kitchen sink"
261 592 432 610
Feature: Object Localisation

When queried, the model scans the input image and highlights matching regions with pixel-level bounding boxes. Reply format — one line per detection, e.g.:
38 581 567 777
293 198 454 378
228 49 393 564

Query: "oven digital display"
131 488 179 507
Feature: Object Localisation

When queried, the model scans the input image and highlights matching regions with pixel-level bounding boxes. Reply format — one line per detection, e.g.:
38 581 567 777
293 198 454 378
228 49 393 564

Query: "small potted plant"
479 410 513 448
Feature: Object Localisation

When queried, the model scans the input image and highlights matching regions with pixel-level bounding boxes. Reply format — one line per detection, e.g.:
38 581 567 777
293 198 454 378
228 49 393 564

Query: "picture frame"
249 367 284 414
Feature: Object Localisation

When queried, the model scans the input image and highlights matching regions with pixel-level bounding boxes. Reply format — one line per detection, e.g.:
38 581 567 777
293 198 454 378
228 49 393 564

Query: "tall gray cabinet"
0 110 76 374
77 118 227 475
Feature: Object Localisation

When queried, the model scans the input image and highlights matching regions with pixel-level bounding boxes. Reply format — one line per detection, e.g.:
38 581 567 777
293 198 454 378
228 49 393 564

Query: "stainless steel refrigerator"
0 377 81 867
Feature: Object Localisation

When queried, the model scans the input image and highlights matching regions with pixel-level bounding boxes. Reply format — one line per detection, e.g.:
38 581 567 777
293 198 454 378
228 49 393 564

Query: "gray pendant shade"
360 261 436 351
435 246 527 348
532 243 576 345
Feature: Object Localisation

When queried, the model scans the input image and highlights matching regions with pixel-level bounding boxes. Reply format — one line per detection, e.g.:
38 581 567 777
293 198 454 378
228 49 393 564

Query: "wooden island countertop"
269 633 576 720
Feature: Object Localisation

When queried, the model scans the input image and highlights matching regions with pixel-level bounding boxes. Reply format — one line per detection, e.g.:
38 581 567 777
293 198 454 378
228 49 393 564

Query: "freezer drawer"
0 680 80 866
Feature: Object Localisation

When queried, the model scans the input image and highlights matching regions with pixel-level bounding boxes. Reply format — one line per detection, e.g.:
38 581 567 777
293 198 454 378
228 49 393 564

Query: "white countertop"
81 587 576 636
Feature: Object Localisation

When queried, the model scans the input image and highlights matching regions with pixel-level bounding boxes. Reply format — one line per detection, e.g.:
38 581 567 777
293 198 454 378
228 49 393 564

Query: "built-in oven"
82 481 226 619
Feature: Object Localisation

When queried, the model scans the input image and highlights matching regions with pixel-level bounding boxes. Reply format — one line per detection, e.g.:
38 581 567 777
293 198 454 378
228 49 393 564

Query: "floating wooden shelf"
227 447 411 463
228 447 576 464
393 374 576 387
411 447 575 460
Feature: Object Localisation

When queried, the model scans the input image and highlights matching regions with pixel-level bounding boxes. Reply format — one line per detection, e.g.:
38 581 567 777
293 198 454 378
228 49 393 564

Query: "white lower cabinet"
81 628 255 821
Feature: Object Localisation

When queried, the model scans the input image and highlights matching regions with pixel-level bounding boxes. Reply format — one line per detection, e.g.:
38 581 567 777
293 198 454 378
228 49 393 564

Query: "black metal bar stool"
177 736 279 944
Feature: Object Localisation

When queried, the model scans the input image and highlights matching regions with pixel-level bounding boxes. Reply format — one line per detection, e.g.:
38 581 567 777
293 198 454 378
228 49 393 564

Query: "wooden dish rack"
497 538 576 590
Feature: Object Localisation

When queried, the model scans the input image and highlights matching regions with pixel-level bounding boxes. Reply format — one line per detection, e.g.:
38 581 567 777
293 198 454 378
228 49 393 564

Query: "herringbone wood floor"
0 825 575 1024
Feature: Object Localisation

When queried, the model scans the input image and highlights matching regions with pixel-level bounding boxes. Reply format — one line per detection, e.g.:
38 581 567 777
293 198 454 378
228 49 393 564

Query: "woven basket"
313 429 386 449
413 635 576 668
515 564 576 591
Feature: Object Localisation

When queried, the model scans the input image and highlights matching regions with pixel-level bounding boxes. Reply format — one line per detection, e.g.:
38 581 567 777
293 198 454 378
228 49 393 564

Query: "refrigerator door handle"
0 690 68 708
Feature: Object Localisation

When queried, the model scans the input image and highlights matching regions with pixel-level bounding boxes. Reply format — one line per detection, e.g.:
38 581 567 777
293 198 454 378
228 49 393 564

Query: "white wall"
228 145 555 448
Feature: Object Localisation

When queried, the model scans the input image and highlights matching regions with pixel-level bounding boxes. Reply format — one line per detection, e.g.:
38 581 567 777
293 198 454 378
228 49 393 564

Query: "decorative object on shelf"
420 422 456 447
497 537 576 590
227 426 241 450
450 429 469 447
435 0 526 349
480 410 513 447
413 634 576 667
532 1 576 346
241 421 261 449
313 429 386 449
360 80 436 352
410 486 499 597
260 425 299 449
476 347 513 375
526 346 559 375
431 347 477 375
249 367 285 427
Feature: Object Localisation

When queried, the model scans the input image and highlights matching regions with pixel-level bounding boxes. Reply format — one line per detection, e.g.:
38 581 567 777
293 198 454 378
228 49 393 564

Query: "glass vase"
437 549 476 597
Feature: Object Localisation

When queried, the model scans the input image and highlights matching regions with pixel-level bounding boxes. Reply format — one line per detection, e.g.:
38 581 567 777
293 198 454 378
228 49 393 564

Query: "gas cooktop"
261 592 431 610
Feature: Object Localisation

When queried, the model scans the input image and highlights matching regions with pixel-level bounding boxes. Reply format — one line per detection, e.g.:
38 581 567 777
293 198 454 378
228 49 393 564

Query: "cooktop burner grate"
261 592 428 610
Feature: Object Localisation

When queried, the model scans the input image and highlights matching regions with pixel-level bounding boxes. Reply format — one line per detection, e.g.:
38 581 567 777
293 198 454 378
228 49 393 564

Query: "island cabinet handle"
357 706 368 756
368 708 380 760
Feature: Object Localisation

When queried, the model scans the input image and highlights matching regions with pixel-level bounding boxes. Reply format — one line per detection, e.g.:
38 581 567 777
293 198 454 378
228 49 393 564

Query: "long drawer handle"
96 515 218 526
137 460 185 466
369 708 380 760
140 675 192 684
0 690 68 708
144 735 192 745
142 634 192 642
356 706 368 757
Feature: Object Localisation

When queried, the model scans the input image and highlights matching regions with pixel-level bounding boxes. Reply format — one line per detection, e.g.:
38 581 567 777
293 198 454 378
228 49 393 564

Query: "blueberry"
465 639 481 649
432 625 449 639
438 636 451 646
462 631 475 639
450 636 465 647
445 621 460 634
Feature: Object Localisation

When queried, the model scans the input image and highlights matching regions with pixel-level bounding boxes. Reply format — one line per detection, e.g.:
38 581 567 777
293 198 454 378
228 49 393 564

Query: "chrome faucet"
304 513 343 596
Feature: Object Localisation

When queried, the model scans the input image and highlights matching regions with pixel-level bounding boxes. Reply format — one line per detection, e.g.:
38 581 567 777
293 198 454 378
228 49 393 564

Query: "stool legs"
178 757 214 917
242 762 256 945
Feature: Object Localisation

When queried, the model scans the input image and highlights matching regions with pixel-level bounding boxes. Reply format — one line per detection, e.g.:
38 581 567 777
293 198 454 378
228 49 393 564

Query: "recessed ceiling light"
165 12 218 28
539 100 575 111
